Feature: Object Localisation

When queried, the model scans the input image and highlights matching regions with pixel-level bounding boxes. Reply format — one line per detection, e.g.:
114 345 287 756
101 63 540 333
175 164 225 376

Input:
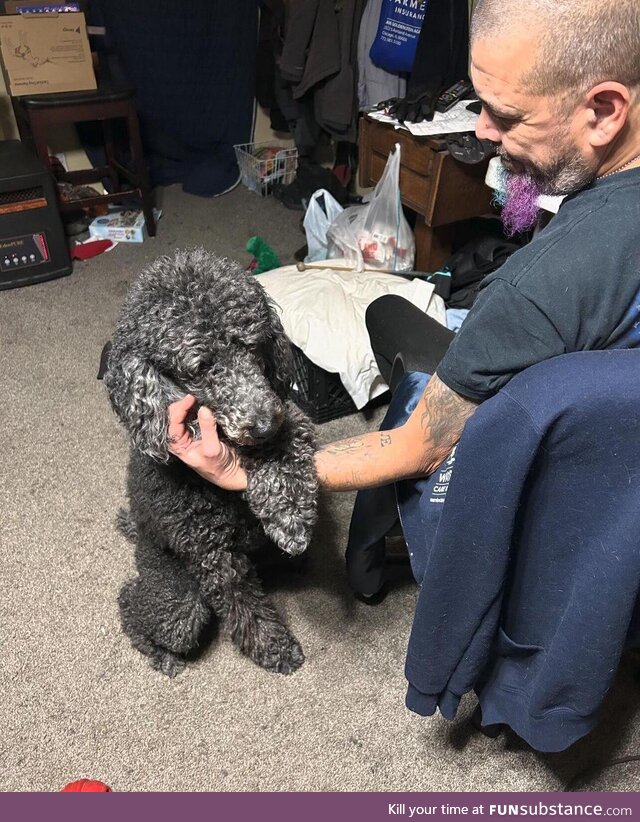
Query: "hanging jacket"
280 0 364 142
314 0 365 140
281 0 340 92
406 0 469 94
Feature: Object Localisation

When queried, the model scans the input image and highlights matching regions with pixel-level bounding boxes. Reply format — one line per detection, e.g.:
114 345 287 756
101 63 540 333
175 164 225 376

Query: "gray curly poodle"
104 248 318 677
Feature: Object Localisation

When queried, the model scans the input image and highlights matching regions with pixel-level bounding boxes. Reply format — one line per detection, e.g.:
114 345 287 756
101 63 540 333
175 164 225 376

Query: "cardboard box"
89 209 161 244
3 2 81 12
0 11 96 95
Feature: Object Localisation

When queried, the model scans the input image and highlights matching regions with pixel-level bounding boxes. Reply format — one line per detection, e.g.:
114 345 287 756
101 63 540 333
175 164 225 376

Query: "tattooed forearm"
416 374 478 474
313 374 477 492
315 430 395 490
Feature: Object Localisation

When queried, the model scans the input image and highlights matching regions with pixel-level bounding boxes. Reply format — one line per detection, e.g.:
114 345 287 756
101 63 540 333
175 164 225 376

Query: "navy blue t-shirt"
437 167 640 402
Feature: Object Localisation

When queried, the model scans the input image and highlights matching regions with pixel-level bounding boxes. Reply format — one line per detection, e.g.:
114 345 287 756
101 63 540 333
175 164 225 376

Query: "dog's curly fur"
104 248 318 677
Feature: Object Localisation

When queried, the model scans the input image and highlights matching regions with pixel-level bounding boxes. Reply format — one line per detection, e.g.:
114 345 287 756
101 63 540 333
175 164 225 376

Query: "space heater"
0 140 71 290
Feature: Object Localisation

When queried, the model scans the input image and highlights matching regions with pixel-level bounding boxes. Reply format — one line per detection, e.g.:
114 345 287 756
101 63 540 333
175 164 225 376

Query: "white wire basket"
233 142 298 196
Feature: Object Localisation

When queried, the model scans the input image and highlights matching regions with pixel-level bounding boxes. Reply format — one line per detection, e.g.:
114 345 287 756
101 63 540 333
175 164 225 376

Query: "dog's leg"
197 550 304 675
244 405 318 556
116 507 137 542
119 538 212 677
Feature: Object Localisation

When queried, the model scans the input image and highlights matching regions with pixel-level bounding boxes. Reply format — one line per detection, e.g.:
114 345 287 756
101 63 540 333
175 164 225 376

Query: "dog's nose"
249 413 283 441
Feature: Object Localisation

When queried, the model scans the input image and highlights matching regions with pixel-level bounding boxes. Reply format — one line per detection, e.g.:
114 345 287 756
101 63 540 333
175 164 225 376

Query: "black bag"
444 236 521 309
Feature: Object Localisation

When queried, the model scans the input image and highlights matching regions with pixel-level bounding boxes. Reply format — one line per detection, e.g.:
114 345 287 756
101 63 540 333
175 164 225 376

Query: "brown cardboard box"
3 2 64 12
0 12 96 95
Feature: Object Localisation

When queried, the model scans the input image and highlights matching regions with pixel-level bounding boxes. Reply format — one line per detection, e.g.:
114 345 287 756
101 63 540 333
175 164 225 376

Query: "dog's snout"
249 411 284 441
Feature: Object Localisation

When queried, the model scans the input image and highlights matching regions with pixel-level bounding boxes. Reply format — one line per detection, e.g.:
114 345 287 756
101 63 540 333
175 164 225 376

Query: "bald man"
168 0 640 496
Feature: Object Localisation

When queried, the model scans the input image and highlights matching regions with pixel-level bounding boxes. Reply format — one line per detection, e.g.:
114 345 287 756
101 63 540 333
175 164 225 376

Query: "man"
168 0 640 496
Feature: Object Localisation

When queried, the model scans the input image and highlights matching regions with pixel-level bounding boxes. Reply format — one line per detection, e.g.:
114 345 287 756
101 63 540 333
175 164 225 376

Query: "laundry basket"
233 142 298 196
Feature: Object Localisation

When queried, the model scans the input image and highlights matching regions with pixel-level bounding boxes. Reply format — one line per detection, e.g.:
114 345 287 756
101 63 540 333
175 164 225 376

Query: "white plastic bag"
303 189 344 262
327 143 415 272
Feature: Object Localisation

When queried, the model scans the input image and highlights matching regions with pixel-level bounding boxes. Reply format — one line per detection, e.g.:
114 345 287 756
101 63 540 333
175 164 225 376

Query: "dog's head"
104 248 294 461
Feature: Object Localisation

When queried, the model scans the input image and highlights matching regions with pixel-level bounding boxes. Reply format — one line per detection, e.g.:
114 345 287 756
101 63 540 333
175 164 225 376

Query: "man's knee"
365 294 412 336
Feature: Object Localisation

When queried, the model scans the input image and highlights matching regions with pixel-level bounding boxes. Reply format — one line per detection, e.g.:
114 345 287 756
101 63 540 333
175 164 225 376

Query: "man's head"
471 0 640 229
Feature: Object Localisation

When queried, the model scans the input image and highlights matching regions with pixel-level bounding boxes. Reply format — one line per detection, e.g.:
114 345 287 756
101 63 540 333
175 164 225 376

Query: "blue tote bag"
369 0 428 74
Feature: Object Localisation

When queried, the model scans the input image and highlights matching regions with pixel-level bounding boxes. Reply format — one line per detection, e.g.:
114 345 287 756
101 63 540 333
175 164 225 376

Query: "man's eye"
491 112 519 130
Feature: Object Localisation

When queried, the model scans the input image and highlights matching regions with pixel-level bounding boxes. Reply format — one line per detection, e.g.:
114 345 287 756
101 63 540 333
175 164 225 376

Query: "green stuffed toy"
246 236 281 275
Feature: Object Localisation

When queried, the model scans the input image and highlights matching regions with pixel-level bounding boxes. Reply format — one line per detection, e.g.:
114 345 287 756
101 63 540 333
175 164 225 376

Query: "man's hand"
167 394 248 491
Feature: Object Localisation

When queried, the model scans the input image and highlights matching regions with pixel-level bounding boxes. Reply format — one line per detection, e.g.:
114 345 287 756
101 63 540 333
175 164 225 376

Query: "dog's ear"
103 346 171 462
264 298 294 398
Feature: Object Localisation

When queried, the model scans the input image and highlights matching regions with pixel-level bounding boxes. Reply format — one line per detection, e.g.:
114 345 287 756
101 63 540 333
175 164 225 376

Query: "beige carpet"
2 184 639 792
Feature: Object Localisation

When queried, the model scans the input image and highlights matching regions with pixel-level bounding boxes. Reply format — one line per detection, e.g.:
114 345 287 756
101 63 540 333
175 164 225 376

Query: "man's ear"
104 347 171 462
585 82 631 148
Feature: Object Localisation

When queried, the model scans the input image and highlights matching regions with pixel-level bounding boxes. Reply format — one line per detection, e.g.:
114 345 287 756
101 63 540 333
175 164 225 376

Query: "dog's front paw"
251 620 305 675
245 462 317 556
265 521 312 557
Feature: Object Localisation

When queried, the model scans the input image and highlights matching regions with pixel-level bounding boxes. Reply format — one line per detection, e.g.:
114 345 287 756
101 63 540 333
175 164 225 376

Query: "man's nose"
475 107 502 143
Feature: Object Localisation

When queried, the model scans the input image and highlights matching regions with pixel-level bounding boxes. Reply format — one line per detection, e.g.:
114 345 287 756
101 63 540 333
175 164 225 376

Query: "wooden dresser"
359 115 495 271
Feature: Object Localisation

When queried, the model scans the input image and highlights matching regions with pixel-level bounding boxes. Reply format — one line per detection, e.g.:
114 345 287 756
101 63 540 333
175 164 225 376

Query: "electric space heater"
0 140 71 290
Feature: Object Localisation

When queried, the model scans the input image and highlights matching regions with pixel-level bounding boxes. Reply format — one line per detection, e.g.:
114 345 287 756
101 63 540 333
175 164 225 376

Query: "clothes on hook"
278 0 365 144
259 0 471 154
407 0 470 98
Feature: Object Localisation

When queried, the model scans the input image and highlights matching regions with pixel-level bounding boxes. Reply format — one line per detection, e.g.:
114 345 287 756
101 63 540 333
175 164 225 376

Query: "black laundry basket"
290 344 358 424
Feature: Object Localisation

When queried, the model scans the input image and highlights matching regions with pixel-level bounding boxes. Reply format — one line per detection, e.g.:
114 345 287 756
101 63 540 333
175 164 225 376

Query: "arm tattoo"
418 374 478 473
323 437 366 454
322 432 392 457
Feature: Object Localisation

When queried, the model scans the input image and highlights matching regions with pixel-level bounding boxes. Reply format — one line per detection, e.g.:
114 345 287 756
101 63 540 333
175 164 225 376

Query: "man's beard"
494 140 596 236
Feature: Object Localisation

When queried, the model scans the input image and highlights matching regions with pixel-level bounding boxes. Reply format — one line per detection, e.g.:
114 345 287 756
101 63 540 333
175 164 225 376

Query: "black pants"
346 295 455 598
365 294 455 392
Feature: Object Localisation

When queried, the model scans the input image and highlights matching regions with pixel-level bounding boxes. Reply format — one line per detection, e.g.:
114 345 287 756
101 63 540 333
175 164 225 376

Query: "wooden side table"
359 115 494 271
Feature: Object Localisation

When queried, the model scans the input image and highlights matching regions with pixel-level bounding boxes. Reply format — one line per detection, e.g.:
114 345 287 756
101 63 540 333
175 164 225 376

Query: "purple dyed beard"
494 170 543 236
493 140 596 236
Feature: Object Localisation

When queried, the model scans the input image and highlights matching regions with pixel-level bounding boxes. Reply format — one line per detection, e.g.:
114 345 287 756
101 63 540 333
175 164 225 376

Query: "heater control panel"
0 233 50 272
